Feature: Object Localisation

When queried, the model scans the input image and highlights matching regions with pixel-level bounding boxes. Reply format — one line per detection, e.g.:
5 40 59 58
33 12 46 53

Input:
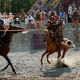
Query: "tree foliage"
0 0 35 13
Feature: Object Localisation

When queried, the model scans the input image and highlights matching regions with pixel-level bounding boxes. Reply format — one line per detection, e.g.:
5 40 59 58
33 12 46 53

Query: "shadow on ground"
41 67 71 77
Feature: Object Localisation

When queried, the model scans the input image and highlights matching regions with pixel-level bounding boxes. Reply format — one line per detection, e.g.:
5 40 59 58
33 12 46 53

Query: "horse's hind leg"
61 47 69 58
57 50 61 58
3 55 16 74
41 50 48 65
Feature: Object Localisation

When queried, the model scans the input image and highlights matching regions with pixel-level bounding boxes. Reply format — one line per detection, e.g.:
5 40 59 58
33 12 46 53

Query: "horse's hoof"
14 71 16 74
13 70 16 74
48 61 51 64
41 62 43 65
61 57 64 59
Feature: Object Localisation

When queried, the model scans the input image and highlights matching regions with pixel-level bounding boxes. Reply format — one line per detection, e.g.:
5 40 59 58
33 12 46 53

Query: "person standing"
78 7 80 23
35 10 42 28
0 12 2 19
63 11 68 24
72 8 79 29
13 14 20 24
58 10 63 20
9 12 14 25
25 13 34 29
3 12 8 18
68 4 72 23
20 11 26 22
72 1 76 11
41 11 45 25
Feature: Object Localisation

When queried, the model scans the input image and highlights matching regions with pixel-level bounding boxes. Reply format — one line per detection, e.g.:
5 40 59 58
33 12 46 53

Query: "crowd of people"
67 2 80 29
0 1 80 29
0 12 14 25
0 12 26 25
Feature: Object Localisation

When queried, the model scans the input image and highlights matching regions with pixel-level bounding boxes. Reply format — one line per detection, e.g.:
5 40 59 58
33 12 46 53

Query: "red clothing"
54 16 59 22
49 16 59 22
41 12 45 21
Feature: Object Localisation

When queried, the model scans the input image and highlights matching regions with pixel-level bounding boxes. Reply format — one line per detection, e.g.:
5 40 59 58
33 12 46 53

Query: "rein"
0 27 10 38
0 31 6 38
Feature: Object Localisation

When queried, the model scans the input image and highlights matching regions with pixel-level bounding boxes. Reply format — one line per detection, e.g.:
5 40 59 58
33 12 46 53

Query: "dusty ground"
0 48 80 80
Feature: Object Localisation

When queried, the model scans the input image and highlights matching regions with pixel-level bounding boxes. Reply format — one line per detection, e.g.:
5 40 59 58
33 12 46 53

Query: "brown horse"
0 25 24 74
41 21 75 65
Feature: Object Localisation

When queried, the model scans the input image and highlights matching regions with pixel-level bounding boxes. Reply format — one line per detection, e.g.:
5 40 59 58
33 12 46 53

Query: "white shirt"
2 18 9 25
68 5 72 15
25 15 34 24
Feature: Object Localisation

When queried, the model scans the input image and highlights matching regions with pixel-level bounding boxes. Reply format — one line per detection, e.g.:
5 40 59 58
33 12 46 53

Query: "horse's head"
8 25 24 33
0 25 24 38
61 38 75 48
67 40 75 48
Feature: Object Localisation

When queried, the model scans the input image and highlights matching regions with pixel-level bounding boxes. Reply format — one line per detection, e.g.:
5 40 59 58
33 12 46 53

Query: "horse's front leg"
47 52 54 64
0 64 9 72
41 50 48 65
61 47 70 58
3 55 16 74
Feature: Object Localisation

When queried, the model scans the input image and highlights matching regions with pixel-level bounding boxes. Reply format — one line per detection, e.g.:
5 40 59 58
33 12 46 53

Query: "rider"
35 10 42 28
46 8 63 48
47 8 59 30
49 8 59 22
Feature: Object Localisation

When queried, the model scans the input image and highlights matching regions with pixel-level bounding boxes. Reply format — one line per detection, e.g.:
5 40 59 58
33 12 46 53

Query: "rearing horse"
41 21 75 65
0 25 24 74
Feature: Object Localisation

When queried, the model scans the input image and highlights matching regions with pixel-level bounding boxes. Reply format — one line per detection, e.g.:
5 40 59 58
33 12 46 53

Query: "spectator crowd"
0 1 80 29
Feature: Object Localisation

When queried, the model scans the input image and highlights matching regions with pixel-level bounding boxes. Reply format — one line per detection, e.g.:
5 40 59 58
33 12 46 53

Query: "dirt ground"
0 48 80 80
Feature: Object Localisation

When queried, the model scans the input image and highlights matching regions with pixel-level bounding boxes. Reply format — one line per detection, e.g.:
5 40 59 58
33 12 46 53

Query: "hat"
37 10 40 12
9 12 12 15
74 8 77 10
27 13 29 15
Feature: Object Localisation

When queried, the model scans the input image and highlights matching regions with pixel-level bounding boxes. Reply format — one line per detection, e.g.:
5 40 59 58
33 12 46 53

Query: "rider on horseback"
46 8 64 49
47 21 63 45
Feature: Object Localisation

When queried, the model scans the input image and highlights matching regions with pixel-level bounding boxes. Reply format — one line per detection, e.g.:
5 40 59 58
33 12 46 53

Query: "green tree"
0 0 35 13
11 0 35 13
0 0 12 12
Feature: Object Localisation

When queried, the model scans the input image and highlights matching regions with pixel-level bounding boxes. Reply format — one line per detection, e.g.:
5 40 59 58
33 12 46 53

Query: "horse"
0 25 24 74
41 21 75 65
